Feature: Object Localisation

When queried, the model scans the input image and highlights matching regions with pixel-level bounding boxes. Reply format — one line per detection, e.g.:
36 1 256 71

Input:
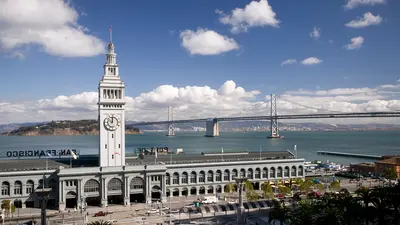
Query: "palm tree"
268 200 291 225
89 221 112 225
289 200 316 225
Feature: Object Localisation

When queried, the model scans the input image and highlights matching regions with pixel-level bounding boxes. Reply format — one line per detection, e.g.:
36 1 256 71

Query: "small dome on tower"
108 42 114 52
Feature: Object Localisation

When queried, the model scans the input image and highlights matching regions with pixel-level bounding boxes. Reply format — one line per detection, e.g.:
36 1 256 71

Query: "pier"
317 151 382 160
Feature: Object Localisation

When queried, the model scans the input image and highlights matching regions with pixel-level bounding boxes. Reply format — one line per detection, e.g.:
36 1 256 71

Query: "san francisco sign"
3 149 80 158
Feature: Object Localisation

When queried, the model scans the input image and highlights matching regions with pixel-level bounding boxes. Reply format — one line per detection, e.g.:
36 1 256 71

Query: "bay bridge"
132 94 400 138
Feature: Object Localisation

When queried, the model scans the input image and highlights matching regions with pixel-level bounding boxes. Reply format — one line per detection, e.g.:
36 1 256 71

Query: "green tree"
277 186 291 195
314 183 324 192
298 178 314 193
0 200 13 217
268 200 291 225
383 167 397 184
328 181 340 192
261 182 273 199
224 183 236 201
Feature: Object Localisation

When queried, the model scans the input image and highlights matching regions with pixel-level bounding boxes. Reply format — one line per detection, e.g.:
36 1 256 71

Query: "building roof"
376 157 400 165
0 151 296 172
0 159 68 172
128 151 295 165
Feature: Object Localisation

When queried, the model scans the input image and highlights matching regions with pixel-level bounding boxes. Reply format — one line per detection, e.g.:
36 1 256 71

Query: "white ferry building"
0 38 305 211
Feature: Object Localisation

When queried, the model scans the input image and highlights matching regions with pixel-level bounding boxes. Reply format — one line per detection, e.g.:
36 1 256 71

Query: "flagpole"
259 145 262 160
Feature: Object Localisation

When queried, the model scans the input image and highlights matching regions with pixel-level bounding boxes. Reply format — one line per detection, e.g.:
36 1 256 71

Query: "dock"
317 151 382 160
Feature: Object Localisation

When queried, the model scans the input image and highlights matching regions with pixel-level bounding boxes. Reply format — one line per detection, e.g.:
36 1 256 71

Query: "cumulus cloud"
216 0 279 33
344 0 386 9
344 36 364 50
309 27 321 39
301 57 323 65
345 12 383 28
1 80 400 125
281 59 297 66
0 0 105 57
180 28 239 55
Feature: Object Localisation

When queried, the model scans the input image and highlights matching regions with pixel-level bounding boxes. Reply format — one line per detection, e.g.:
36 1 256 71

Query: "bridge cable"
278 96 344 113
228 96 271 117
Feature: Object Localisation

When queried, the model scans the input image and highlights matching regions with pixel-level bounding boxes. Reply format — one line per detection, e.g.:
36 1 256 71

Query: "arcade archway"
151 185 161 201
130 177 145 203
107 178 123 205
84 179 101 206
65 191 77 209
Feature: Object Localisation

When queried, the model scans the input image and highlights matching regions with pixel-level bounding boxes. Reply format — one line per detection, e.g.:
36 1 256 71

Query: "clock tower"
98 28 126 167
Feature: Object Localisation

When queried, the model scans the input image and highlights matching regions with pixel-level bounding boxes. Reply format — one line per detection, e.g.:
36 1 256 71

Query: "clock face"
104 115 120 131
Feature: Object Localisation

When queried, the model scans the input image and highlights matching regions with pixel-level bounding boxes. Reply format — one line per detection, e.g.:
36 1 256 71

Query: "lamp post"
35 187 52 225
235 178 248 225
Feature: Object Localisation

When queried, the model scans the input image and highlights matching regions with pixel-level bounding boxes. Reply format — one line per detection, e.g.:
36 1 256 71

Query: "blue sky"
0 0 399 124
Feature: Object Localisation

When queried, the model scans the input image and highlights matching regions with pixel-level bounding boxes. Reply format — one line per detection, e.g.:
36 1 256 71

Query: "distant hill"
1 120 141 136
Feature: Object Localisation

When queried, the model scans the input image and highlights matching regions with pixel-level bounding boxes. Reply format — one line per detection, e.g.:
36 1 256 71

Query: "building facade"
0 155 304 210
0 36 305 211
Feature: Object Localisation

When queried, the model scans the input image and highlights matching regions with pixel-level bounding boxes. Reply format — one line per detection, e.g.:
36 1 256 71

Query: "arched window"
284 166 290 177
199 171 205 183
172 173 179 185
166 173 170 185
247 168 253 179
232 169 238 179
224 170 230 181
1 182 10 196
26 180 34 194
240 169 246 178
181 172 188 184
277 167 283 178
14 181 22 195
207 170 213 182
84 179 100 193
262 168 268 178
190 172 196 183
130 177 144 189
291 166 297 177
255 168 261 179
270 167 276 178
298 166 304 176
216 170 222 182
108 178 122 191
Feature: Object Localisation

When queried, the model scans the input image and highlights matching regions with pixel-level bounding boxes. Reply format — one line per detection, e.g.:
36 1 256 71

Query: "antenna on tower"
109 25 113 43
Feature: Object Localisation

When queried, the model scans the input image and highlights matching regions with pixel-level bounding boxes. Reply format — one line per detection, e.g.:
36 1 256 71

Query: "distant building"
349 162 375 176
375 156 400 179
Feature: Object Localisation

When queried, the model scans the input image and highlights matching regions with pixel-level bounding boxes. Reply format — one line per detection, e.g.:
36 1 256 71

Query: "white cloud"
281 59 297 66
180 28 239 55
345 12 383 28
0 0 105 57
301 57 323 65
309 27 321 39
216 0 280 33
344 0 386 9
344 36 364 50
1 81 400 125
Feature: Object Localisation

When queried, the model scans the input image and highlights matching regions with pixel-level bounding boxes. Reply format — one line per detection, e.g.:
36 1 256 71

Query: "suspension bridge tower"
166 106 175 136
267 94 280 138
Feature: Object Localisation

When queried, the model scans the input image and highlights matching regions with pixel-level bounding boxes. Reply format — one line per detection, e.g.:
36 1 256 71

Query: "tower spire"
109 25 112 43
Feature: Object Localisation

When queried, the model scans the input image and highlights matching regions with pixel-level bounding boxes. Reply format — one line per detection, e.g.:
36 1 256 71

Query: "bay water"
0 130 399 165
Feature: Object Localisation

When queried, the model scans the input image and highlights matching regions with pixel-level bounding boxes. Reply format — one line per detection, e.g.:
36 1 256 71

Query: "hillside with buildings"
0 120 141 136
